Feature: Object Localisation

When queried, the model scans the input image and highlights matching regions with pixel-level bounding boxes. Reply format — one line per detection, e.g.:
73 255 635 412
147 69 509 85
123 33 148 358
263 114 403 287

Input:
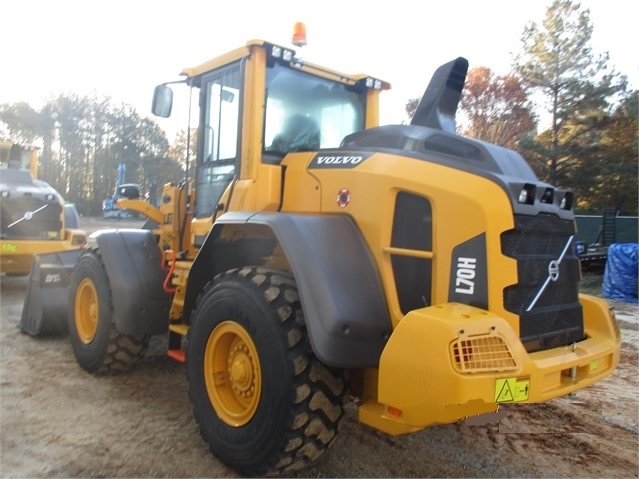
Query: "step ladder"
167 324 188 362
598 208 617 245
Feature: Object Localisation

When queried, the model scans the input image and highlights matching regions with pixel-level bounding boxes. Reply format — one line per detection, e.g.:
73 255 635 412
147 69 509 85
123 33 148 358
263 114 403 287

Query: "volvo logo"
526 236 574 312
309 151 373 169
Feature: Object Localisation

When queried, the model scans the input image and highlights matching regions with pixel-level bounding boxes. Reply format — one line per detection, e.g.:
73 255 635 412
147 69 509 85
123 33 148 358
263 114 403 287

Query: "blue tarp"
602 243 639 303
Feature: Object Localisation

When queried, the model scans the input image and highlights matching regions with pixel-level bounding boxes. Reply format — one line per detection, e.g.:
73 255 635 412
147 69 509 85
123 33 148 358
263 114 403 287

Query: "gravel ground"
1 217 637 478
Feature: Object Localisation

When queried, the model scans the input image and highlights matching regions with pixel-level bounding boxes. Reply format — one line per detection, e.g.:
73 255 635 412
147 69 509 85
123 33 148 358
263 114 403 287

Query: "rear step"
167 323 188 362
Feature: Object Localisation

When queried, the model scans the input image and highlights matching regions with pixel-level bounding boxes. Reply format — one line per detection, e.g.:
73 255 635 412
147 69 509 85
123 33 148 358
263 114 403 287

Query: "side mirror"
152 84 173 118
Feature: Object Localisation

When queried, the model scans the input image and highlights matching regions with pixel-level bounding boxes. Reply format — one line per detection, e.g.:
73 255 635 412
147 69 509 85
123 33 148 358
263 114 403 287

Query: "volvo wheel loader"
1 141 86 279
22 36 620 476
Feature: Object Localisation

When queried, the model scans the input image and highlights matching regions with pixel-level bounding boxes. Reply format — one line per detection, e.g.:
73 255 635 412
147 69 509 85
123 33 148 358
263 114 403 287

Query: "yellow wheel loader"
1 142 86 331
1 142 86 276
22 37 620 476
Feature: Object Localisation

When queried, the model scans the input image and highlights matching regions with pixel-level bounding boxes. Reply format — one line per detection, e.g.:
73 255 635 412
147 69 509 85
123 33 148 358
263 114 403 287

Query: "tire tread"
189 266 347 476
70 249 149 375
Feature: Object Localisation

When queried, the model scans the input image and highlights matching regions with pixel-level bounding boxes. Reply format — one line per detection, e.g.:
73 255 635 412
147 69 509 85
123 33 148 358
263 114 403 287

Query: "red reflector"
387 406 402 418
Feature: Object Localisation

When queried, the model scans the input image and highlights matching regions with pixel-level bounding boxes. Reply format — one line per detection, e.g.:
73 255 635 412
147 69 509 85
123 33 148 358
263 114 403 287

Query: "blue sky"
2 0 637 134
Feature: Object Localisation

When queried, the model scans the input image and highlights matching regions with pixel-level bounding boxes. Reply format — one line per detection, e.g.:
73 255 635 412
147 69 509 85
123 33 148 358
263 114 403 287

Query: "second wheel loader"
1 141 86 279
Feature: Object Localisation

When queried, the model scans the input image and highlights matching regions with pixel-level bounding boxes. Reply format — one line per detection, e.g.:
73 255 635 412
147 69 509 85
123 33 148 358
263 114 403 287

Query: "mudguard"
191 212 392 368
21 249 84 336
91 229 171 336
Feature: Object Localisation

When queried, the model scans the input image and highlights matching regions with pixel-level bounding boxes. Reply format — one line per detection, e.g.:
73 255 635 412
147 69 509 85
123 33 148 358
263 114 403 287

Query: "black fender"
185 212 391 368
92 229 171 336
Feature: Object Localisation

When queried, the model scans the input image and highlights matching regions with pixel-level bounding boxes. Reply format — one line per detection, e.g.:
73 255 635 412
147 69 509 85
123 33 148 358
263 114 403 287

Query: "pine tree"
514 0 627 186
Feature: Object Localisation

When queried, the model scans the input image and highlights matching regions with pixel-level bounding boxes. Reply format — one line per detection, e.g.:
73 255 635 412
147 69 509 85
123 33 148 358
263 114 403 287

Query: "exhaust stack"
410 57 468 134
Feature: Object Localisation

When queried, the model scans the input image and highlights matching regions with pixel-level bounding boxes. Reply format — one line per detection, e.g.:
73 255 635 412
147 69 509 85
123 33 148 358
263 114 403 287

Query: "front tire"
187 267 347 476
68 250 149 374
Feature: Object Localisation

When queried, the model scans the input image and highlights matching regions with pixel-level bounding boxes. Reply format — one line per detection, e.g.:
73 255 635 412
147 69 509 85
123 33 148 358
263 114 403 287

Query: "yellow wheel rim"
204 321 262 426
74 278 99 344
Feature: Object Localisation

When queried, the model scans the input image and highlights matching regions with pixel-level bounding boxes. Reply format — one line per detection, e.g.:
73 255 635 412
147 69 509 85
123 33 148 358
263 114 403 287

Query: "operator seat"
269 114 320 153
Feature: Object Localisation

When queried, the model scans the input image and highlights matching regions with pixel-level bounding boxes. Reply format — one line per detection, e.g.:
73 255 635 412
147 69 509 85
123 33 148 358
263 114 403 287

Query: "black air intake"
501 214 584 352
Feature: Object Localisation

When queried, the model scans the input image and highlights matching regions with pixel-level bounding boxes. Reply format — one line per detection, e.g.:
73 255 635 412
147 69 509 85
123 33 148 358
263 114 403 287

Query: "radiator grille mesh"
451 335 517 373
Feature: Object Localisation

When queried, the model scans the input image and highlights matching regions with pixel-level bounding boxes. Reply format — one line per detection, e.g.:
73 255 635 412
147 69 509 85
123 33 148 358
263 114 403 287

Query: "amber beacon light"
292 22 307 46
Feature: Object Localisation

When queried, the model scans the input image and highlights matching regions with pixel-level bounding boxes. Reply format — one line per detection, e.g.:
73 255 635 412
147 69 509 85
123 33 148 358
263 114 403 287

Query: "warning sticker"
494 377 530 403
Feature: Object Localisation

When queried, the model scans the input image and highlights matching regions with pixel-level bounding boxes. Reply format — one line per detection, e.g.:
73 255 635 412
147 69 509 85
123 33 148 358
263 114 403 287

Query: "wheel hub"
75 278 98 344
229 347 254 396
204 321 262 426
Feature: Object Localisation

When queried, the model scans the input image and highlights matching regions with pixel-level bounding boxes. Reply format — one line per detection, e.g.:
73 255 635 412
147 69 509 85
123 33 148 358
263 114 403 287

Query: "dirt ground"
1 217 637 478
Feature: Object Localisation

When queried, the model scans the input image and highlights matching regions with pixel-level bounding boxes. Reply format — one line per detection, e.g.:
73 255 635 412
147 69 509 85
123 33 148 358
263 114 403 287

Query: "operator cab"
0 142 37 174
152 39 388 219
192 58 371 217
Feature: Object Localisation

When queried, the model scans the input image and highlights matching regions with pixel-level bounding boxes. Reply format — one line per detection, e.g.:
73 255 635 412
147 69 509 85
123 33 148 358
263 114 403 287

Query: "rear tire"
187 267 347 476
68 250 149 374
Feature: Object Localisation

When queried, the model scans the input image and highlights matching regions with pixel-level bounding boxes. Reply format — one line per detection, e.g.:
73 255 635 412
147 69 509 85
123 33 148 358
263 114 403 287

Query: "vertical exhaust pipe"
410 57 468 134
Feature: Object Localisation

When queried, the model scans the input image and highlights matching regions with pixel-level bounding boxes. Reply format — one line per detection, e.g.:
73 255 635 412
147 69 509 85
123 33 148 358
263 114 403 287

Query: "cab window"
263 64 366 156
195 63 241 217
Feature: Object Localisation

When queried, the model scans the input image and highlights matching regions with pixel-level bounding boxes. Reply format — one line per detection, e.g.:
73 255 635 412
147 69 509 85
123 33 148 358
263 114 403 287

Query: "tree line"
0 94 188 215
1 0 637 216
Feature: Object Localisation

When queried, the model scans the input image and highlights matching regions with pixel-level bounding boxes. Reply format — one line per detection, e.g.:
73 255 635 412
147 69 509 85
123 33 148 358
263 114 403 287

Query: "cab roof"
180 39 391 90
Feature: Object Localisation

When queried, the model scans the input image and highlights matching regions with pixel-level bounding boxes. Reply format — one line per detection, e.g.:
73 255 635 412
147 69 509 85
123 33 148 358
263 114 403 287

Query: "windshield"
264 64 366 155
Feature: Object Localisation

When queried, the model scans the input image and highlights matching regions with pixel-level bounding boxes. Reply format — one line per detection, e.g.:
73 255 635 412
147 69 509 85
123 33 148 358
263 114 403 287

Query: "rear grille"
501 214 584 352
451 334 517 373
1 197 62 240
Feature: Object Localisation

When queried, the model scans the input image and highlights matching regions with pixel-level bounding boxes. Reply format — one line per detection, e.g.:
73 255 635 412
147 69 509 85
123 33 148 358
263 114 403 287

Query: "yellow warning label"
2 243 18 253
494 377 530 403
589 359 600 372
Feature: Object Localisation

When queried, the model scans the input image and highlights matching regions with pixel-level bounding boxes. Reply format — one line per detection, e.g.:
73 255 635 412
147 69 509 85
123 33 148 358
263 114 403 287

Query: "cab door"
194 62 242 218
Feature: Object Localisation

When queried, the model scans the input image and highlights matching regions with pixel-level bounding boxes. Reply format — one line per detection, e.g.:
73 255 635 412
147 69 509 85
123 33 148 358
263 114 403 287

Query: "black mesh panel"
391 193 433 314
501 214 584 352
1 197 62 240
